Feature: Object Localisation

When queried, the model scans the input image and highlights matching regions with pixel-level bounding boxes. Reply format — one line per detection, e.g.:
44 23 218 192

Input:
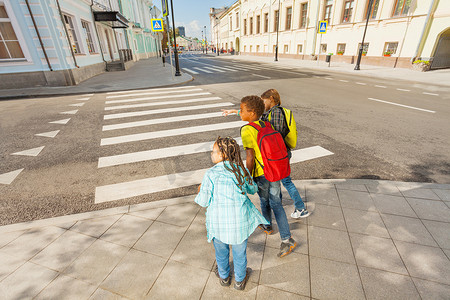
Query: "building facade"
211 0 450 69
0 0 160 89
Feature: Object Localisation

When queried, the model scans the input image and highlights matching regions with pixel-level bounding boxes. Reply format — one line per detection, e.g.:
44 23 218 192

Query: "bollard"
326 55 331 67
162 56 165 67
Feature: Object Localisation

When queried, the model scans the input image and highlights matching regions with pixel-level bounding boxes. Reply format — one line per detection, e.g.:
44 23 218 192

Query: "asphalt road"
1 53 449 225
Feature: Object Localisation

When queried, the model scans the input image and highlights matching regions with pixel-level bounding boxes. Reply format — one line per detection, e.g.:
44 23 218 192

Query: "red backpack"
246 121 290 182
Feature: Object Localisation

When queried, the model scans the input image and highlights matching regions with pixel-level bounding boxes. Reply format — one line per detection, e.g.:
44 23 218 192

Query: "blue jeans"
281 176 306 211
254 175 291 241
213 238 248 282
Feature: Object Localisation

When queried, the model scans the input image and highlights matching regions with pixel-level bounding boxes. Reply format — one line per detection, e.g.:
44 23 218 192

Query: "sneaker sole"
278 242 298 258
258 225 273 235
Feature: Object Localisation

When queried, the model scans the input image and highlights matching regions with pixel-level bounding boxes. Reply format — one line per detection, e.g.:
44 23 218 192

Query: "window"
244 45 246 52
230 16 232 31
384 42 398 54
337 43 346 54
323 0 333 25
250 45 252 52
264 13 269 32
286 7 292 30
284 45 288 53
297 44 303 54
274 10 279 32
256 45 260 52
365 0 380 20
256 15 260 34
358 42 369 54
250 17 253 35
244 19 247 35
63 14 80 53
342 0 354 23
236 12 239 28
393 0 411 16
0 4 25 60
81 21 95 53
300 3 308 29
320 43 327 53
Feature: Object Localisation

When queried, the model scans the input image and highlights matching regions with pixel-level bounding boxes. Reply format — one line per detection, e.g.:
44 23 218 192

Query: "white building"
211 0 450 69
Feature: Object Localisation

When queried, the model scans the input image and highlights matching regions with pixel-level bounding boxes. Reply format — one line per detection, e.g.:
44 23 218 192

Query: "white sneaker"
291 209 310 219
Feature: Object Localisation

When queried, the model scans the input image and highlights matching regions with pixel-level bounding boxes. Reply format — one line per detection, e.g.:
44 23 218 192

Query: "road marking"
423 92 439 96
0 169 24 185
252 74 271 79
368 98 436 113
356 82 367 85
396 88 410 92
193 67 213 73
76 98 90 101
98 137 243 168
103 111 225 131
60 110 78 115
81 94 93 97
95 146 334 203
182 68 199 74
11 146 45 157
49 118 70 124
324 77 333 80
212 66 238 72
106 88 203 99
203 66 226 73
339 80 349 83
107 86 194 95
100 121 246 146
375 85 387 88
105 96 221 111
104 102 234 120
70 103 85 107
35 130 60 138
105 92 211 104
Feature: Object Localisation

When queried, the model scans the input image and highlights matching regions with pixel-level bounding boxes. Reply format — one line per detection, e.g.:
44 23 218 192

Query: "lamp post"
274 0 281 61
204 25 208 54
355 0 373 70
201 30 204 53
215 17 219 56
169 0 181 76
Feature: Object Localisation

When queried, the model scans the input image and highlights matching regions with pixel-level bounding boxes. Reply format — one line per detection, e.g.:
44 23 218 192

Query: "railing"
119 49 133 62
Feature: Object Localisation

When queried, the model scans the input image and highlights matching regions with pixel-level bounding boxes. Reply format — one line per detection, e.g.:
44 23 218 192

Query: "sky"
153 0 236 40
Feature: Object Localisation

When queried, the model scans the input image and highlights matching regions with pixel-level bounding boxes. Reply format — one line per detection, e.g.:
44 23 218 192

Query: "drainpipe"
90 0 107 64
55 0 78 68
412 0 439 62
25 0 52 71
118 0 131 50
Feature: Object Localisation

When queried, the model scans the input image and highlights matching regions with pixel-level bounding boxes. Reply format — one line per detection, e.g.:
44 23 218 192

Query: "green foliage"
413 60 430 65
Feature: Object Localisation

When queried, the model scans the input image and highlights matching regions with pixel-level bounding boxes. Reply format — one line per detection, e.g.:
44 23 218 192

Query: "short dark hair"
241 95 265 118
261 89 281 105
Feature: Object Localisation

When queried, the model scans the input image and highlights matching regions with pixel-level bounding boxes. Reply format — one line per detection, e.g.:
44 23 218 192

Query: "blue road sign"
162 0 169 17
151 19 164 32
318 21 327 34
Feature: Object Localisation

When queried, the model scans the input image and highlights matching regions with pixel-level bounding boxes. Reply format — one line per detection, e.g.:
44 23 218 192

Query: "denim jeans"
213 238 248 282
254 175 291 241
281 176 306 210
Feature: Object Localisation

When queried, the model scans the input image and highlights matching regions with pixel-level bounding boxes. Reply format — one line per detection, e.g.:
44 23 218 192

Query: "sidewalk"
1 179 449 299
219 54 450 89
0 58 193 100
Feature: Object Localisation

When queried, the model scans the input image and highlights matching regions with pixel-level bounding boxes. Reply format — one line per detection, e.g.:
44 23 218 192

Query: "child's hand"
221 109 238 116
197 184 201 193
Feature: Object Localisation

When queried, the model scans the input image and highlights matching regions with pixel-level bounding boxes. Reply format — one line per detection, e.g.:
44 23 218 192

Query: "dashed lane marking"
356 82 367 85
0 169 24 185
11 146 45 157
368 98 436 113
60 110 78 115
252 74 271 79
49 118 70 124
35 130 60 138
70 103 85 107
396 88 410 92
375 85 387 88
339 80 349 82
423 92 439 96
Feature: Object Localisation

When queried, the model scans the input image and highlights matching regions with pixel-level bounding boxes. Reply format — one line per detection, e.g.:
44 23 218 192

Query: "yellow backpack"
268 107 297 149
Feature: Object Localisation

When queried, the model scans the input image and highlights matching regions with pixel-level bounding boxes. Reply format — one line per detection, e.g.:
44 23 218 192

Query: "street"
1 53 449 225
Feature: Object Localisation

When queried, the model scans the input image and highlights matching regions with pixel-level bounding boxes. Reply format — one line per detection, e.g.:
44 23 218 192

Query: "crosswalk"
95 85 334 204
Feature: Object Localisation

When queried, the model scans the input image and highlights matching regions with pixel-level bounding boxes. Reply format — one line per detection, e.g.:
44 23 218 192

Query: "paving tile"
432 189 450 201
127 207 165 220
55 221 77 230
247 224 267 245
308 203 346 231
0 226 65 261
64 239 128 286
412 277 450 300
398 188 441 200
350 233 408 275
246 242 265 283
146 260 210 299
366 183 402 196
0 262 58 299
265 221 308 255
100 249 166 299
156 202 200 227
444 248 450 259
422 219 450 249
260 247 309 296
89 288 128 300
201 271 258 299
35 274 97 300
305 184 340 207
100 214 153 248
406 197 450 222
371 193 417 218
358 266 420 300
0 230 25 248
310 256 365 300
256 285 309 300
343 208 390 238
0 252 25 282
395 240 450 285
381 214 438 247
31 230 96 272
336 184 368 192
338 189 377 211
309 225 355 264
70 214 122 238
133 221 186 259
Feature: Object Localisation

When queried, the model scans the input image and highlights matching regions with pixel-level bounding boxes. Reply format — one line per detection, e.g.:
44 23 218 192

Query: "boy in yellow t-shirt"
239 95 297 258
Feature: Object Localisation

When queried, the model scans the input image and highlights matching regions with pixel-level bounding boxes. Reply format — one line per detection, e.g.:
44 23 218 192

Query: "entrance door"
431 28 450 70
105 29 113 60
236 37 240 52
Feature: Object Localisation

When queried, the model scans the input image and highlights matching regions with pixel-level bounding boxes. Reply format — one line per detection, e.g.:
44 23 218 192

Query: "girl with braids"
195 136 268 291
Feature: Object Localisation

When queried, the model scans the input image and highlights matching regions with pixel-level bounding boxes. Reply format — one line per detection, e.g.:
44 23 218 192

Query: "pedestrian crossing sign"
318 21 327 34
151 19 164 32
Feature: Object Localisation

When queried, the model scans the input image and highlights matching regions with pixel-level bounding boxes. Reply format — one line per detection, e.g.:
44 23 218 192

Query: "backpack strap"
242 121 265 174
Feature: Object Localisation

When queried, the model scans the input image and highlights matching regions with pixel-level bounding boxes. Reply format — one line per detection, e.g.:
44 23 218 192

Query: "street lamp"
201 30 204 53
274 0 281 61
204 26 208 54
169 0 181 76
355 0 374 70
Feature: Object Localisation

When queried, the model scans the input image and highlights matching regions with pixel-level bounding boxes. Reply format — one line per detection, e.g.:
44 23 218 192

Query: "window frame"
392 0 411 17
264 13 269 33
62 13 81 54
0 1 29 62
81 20 96 54
337 43 346 54
300 2 308 29
285 7 292 30
249 16 253 35
364 0 380 20
244 18 247 35
384 42 398 55
256 15 261 34
320 43 327 54
274 10 279 32
341 0 354 23
297 44 303 54
323 0 333 25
